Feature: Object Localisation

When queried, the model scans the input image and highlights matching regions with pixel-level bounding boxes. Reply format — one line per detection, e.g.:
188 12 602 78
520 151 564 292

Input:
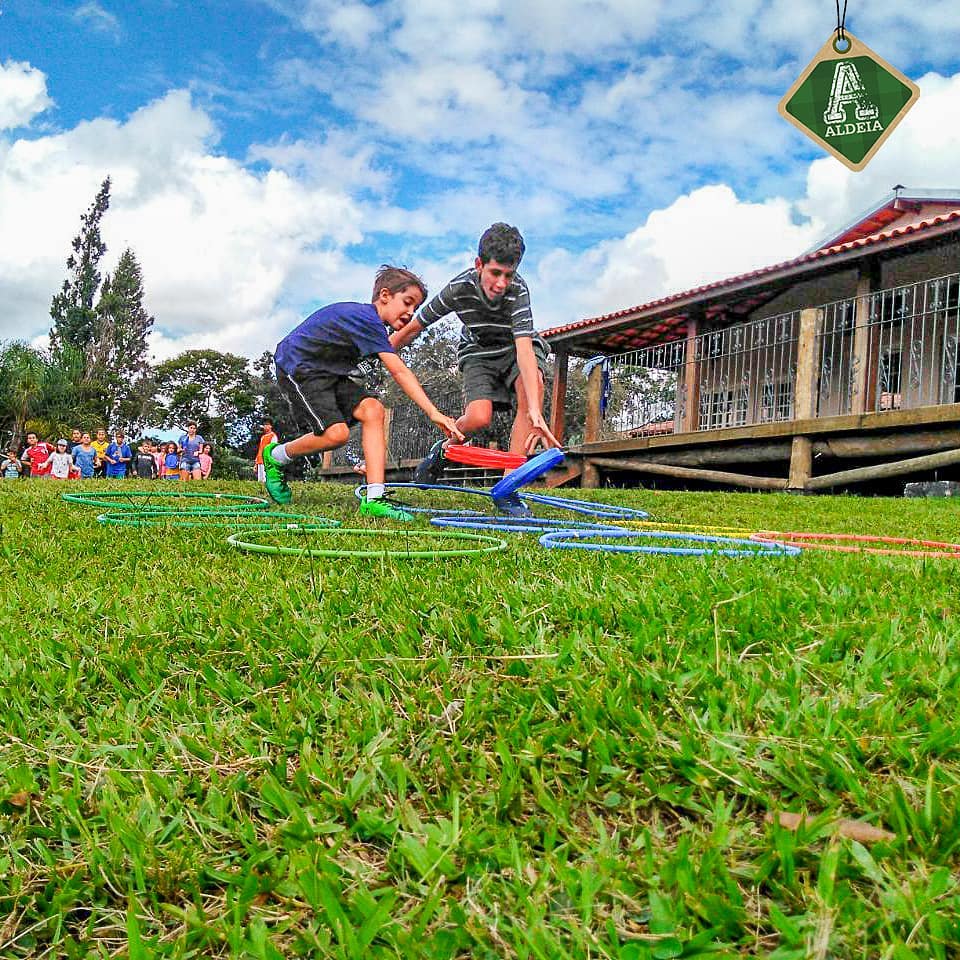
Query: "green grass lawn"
2 479 960 958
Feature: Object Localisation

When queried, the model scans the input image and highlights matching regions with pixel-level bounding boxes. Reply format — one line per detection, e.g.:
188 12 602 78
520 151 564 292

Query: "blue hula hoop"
490 447 566 499
522 492 650 520
357 483 650 520
539 528 801 557
431 515 620 535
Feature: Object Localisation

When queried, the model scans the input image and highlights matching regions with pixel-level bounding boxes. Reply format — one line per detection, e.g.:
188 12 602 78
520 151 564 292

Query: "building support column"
549 347 569 445
788 307 821 491
582 360 604 489
851 259 880 414
681 312 701 434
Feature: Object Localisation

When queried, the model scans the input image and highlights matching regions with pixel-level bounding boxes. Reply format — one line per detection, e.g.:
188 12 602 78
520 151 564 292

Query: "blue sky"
1 0 959 359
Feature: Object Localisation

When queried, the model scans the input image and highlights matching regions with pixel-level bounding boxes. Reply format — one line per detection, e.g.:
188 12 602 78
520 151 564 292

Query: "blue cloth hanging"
583 355 612 418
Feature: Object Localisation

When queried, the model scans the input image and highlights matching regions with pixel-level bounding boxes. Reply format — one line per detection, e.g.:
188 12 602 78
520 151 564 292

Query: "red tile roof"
543 208 960 341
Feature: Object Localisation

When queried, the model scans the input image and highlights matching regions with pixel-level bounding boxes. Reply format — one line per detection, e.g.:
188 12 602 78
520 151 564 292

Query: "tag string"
835 0 849 42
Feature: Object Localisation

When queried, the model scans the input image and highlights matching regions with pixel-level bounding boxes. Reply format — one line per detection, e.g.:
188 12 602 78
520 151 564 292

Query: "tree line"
1 178 590 460
0 179 290 458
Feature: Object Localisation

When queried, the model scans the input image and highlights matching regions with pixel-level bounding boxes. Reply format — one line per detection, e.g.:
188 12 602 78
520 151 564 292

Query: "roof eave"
545 217 960 347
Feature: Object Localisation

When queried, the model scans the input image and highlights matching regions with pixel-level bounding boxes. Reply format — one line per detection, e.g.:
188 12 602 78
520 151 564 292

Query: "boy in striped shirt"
391 223 558 515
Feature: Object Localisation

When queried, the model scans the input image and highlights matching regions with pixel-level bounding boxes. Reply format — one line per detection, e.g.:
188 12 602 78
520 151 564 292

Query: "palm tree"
0 341 48 445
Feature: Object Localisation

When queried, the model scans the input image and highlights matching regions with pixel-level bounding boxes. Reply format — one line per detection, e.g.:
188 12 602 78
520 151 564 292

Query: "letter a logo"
822 61 879 125
779 32 919 170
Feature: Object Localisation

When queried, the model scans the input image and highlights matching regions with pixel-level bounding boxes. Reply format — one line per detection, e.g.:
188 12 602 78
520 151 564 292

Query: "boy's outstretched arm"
379 352 465 442
389 318 424 350
515 336 560 451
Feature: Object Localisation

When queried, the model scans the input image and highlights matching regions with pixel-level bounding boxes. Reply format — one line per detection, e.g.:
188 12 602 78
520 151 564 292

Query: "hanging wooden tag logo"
778 32 919 171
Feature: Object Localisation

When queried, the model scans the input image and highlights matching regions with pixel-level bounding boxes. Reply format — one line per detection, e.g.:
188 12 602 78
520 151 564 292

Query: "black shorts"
461 342 550 411
277 366 378 435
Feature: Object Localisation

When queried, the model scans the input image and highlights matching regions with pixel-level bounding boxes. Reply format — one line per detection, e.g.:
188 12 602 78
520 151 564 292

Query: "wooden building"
543 188 960 492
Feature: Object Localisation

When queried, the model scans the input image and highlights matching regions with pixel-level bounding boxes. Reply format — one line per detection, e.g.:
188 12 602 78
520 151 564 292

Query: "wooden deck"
553 403 960 492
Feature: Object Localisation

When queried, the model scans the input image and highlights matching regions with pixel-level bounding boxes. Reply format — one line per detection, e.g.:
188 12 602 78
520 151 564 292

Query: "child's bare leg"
283 424 350 458
457 399 493 437
354 397 386 485
509 370 545 456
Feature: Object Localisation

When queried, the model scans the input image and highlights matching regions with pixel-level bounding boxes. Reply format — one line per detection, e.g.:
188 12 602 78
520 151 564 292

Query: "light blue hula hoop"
521 492 650 519
430 515 620 535
539 528 801 557
356 483 650 520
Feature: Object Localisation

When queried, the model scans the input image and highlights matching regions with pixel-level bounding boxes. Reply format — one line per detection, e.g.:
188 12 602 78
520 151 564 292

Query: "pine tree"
49 178 112 356
89 248 155 426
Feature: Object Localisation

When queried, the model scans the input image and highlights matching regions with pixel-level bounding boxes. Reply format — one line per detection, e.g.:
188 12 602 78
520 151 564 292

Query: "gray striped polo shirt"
416 268 548 365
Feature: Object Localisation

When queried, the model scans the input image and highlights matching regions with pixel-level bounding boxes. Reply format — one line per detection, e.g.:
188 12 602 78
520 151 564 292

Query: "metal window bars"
815 273 960 416
595 311 799 439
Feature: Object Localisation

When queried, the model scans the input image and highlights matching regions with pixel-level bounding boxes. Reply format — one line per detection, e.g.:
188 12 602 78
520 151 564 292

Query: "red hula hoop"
444 445 526 469
753 530 960 557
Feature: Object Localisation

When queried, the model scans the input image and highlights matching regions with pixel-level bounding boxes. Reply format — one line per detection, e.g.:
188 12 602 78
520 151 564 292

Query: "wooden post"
681 313 701 434
851 261 879 414
322 451 333 470
582 361 603 489
549 347 569 445
788 307 820 491
589 457 788 490
806 447 960 491
383 407 394 465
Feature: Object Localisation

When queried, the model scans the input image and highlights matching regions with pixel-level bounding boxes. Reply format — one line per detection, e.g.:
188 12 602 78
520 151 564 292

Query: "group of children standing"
262 223 559 519
1 424 214 481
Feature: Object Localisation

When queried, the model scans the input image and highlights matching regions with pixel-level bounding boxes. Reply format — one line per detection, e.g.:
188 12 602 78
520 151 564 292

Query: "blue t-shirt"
72 445 97 478
164 452 180 471
179 434 204 457
274 302 394 377
104 442 131 477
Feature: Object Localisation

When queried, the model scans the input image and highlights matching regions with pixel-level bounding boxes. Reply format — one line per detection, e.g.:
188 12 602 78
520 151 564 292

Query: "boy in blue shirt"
263 266 463 518
103 431 132 478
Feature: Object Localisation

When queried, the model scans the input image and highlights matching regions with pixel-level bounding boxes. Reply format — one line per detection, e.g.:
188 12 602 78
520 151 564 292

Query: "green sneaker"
262 442 292 505
359 496 414 521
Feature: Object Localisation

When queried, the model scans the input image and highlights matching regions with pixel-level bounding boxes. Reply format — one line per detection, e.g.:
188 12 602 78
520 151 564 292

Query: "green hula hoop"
96 510 338 528
62 490 270 510
227 526 508 559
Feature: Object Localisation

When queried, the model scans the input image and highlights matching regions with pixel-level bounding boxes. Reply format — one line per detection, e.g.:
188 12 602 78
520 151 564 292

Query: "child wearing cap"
41 440 75 480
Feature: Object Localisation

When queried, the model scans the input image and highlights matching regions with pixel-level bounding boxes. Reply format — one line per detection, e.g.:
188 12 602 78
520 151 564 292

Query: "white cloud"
325 3 381 47
0 60 53 131
531 185 822 327
530 68 960 330
74 1 122 39
0 88 367 360
800 70 960 228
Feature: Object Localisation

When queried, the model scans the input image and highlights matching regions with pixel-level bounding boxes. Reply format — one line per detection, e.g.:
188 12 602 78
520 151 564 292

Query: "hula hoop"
430 515 617 535
616 520 756 537
490 448 566 499
227 526 508 559
521 492 650 520
96 510 337 529
62 490 270 511
355 484 651 520
354 483 489 516
540 528 801 557
752 530 960 558
444 445 526 469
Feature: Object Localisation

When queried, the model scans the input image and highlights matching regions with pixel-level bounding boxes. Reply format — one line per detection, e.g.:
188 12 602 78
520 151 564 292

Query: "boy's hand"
432 413 465 442
524 411 560 453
